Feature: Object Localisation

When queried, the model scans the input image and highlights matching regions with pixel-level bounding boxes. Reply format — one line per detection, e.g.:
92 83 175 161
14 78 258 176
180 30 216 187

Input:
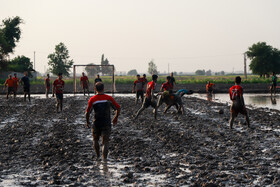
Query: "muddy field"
0 95 280 186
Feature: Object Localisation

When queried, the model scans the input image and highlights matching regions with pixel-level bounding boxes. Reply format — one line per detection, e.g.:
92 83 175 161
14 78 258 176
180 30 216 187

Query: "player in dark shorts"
45 74 51 98
20 71 31 102
170 72 176 89
4 74 15 99
94 74 102 94
53 73 65 112
135 74 158 119
80 72 90 96
229 76 250 129
85 82 120 161
12 73 19 98
133 74 144 104
270 72 277 96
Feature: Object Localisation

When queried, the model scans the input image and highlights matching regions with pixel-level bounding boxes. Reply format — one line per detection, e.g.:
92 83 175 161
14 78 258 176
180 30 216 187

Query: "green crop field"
0 75 273 86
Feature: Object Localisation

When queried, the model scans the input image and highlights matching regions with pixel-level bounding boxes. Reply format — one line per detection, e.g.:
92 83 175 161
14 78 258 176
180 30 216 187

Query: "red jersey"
12 77 19 88
53 79 65 94
229 85 243 100
146 81 156 98
161 82 173 91
45 78 50 88
134 79 143 91
5 79 14 87
140 77 148 84
86 94 120 127
80 76 88 87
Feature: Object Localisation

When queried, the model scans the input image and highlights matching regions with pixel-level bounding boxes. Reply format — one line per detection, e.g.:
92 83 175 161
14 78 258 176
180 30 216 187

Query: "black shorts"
143 97 157 108
92 124 111 143
23 86 30 93
8 87 14 94
136 90 144 99
271 83 277 88
56 93 63 101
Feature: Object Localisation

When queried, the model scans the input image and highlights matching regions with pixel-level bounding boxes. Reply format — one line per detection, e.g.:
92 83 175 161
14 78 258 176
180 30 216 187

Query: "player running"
4 74 15 99
12 73 19 98
135 74 158 119
52 73 65 112
45 74 51 98
20 71 31 102
229 76 250 129
80 72 90 96
85 82 120 161
132 74 144 104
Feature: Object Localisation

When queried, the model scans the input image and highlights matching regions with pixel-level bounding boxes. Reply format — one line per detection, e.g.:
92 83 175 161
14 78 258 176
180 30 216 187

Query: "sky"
1 0 280 74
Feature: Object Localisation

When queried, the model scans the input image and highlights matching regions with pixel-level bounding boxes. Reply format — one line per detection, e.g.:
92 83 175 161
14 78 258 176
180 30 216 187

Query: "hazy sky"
1 0 280 74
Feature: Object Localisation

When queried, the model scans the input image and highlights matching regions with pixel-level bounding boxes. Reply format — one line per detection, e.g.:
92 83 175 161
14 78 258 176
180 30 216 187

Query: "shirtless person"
80 72 89 96
135 74 158 119
53 73 65 112
85 82 120 161
20 71 31 102
45 74 51 98
12 73 19 98
132 74 144 104
4 74 15 99
229 76 250 129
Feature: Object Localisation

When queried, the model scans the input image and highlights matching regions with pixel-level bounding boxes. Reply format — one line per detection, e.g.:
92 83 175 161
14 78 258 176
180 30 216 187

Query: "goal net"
73 64 116 94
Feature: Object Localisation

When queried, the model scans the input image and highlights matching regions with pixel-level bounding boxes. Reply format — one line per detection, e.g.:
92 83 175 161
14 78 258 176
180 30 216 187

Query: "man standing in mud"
80 72 90 96
52 73 65 112
20 71 31 102
135 74 158 119
45 74 51 98
4 74 15 99
132 74 144 104
12 73 19 98
229 76 250 129
85 82 120 161
270 72 277 96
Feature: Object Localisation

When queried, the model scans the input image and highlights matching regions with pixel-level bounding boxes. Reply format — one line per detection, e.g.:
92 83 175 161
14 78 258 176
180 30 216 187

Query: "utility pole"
34 51 36 71
244 53 247 79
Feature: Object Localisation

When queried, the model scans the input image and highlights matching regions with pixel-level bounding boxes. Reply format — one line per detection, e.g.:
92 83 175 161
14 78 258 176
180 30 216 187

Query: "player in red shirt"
133 74 144 104
4 74 15 99
80 72 90 96
135 74 158 119
45 74 51 98
52 73 65 112
229 76 250 129
157 76 174 108
85 82 120 161
12 73 19 98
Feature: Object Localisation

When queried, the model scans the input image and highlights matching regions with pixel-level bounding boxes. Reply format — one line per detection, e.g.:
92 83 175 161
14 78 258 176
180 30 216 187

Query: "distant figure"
270 72 277 96
95 74 102 84
12 73 19 98
206 81 215 94
135 74 158 119
170 72 176 89
85 82 120 161
4 74 15 99
132 74 144 104
20 71 31 102
53 73 65 112
229 76 250 129
45 74 51 98
80 72 90 96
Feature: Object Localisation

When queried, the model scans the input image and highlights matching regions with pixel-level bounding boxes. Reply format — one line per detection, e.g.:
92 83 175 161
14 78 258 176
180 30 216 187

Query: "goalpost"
73 64 115 94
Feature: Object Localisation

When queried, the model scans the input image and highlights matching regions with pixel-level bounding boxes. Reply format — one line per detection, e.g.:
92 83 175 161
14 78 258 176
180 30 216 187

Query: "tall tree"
9 55 34 75
148 60 158 75
127 69 138 76
100 54 112 75
247 42 280 77
195 69 205 75
47 42 74 76
0 16 23 70
85 63 100 76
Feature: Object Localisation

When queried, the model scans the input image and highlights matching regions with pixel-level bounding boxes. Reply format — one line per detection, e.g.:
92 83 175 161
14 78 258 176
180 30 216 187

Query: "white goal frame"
73 64 115 94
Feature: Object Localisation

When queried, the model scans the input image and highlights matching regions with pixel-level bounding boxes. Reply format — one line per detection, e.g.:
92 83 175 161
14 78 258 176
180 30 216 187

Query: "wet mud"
0 95 279 186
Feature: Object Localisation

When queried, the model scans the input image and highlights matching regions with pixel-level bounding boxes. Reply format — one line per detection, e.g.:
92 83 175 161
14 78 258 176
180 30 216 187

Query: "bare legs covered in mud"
24 91 31 102
229 111 250 129
56 99 63 112
93 132 110 161
135 97 157 119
